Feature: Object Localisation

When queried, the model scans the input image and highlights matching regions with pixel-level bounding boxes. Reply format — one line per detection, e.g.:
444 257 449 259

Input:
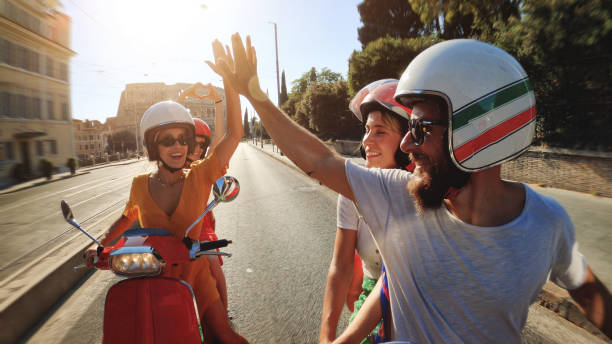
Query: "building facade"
72 119 111 160
0 0 75 181
114 82 225 152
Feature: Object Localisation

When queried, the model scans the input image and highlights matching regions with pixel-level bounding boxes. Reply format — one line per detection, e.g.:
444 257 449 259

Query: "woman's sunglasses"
157 135 191 147
196 141 209 150
408 118 445 145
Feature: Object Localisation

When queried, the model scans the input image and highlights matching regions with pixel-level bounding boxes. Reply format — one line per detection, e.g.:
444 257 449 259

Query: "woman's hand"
179 82 209 100
204 83 222 103
206 34 267 102
83 243 98 268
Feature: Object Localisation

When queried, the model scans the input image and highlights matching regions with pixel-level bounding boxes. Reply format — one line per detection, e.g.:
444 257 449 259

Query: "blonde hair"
377 111 403 134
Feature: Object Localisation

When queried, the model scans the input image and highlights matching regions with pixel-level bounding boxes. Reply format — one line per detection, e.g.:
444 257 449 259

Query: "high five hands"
206 33 268 102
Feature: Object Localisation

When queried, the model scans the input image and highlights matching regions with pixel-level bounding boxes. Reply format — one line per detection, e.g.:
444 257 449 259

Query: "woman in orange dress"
84 77 247 343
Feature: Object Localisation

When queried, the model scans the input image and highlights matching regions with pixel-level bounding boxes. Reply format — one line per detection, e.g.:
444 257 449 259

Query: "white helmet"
349 79 410 122
140 100 195 160
394 39 536 172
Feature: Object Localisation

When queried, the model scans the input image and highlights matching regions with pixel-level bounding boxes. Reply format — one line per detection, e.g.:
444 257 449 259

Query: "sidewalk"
247 141 612 343
0 158 142 195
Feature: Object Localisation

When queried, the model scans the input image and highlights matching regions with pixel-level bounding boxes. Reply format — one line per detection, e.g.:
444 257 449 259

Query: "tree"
357 0 427 47
107 130 136 153
309 67 317 83
279 70 289 106
291 67 342 96
348 35 440 96
243 108 250 138
493 0 612 150
408 0 521 40
296 81 362 140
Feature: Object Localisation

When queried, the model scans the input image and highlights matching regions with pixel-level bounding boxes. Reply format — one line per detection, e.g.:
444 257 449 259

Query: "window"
17 46 26 69
31 51 39 73
0 92 9 115
32 97 41 119
17 94 26 117
7 40 16 66
89 144 94 149
24 95 32 118
9 94 18 117
59 63 67 81
36 140 43 156
47 140 57 154
89 135 93 140
5 142 15 160
61 103 68 120
47 100 54 120
0 38 8 64
45 56 54 78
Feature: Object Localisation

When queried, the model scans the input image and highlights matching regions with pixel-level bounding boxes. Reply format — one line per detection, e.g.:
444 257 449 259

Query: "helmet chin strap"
159 159 184 173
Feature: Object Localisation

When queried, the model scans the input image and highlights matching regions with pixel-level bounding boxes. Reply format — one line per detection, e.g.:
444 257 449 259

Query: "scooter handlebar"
199 239 232 252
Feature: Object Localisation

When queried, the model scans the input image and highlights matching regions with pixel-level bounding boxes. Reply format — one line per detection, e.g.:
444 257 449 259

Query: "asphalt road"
0 159 156 281
22 143 350 343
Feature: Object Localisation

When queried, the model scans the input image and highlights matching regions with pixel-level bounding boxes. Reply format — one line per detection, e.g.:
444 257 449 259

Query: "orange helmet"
193 118 212 138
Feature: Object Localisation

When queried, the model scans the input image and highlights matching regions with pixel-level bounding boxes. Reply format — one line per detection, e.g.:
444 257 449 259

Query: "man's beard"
407 151 470 215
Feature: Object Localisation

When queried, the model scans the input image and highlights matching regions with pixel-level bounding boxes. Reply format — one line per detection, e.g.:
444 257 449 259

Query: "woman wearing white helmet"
84 78 246 342
320 79 411 344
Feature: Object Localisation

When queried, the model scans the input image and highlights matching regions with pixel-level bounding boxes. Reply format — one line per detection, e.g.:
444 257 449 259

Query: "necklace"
153 172 184 187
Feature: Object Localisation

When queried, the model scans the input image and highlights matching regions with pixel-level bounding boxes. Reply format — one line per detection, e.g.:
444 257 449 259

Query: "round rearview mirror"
61 200 75 222
213 176 240 203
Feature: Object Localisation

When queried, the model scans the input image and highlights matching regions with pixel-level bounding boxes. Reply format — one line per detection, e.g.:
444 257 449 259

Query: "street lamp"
268 21 281 105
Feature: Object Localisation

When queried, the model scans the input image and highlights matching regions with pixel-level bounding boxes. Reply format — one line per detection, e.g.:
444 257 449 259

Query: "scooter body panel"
103 277 202 344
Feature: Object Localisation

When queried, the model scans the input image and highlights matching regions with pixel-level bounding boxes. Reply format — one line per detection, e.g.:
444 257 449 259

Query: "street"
0 160 156 281
6 142 611 343
21 143 350 343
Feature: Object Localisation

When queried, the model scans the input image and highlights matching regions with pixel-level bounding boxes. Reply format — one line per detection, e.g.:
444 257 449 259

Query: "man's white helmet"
394 39 536 172
140 101 195 160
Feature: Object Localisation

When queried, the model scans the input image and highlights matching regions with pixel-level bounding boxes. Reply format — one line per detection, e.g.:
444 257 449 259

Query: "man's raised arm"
206 33 354 201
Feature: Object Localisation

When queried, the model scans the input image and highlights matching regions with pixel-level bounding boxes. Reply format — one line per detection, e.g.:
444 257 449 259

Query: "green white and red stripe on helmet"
394 39 536 172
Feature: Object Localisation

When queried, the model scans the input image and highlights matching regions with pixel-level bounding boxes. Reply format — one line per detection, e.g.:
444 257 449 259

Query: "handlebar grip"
199 239 232 251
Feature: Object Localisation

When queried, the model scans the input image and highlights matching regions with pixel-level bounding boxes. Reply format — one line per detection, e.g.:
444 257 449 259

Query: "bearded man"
207 34 611 343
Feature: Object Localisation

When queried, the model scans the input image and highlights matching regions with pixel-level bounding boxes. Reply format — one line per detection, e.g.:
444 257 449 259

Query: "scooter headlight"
109 247 164 277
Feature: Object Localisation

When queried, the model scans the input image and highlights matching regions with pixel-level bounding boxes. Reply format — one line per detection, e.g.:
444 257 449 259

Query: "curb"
537 283 611 342
247 142 304 175
0 237 93 344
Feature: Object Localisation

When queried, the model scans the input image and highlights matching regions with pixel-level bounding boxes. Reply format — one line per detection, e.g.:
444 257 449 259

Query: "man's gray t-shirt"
345 161 586 343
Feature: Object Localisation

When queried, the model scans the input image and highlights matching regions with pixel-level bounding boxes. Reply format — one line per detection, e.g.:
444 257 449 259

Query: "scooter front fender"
103 277 202 344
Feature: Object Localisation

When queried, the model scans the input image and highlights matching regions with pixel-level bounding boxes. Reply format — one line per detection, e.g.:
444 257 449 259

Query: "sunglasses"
196 141 209 150
157 135 191 147
408 118 445 145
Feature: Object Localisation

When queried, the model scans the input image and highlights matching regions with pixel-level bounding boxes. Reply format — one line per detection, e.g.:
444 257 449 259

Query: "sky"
61 0 364 123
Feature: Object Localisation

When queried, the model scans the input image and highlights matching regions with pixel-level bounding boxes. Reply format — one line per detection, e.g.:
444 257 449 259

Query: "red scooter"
61 176 240 344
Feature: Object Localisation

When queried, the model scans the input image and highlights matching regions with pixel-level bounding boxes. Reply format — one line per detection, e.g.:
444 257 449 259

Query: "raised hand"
203 83 222 103
206 33 268 102
180 82 209 100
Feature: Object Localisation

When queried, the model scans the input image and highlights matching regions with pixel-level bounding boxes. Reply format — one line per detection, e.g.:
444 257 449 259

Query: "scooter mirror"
213 176 240 203
61 200 75 222
60 200 102 246
183 176 240 239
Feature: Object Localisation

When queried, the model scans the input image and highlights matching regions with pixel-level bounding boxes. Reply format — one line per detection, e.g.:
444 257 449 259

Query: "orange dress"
122 151 226 316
